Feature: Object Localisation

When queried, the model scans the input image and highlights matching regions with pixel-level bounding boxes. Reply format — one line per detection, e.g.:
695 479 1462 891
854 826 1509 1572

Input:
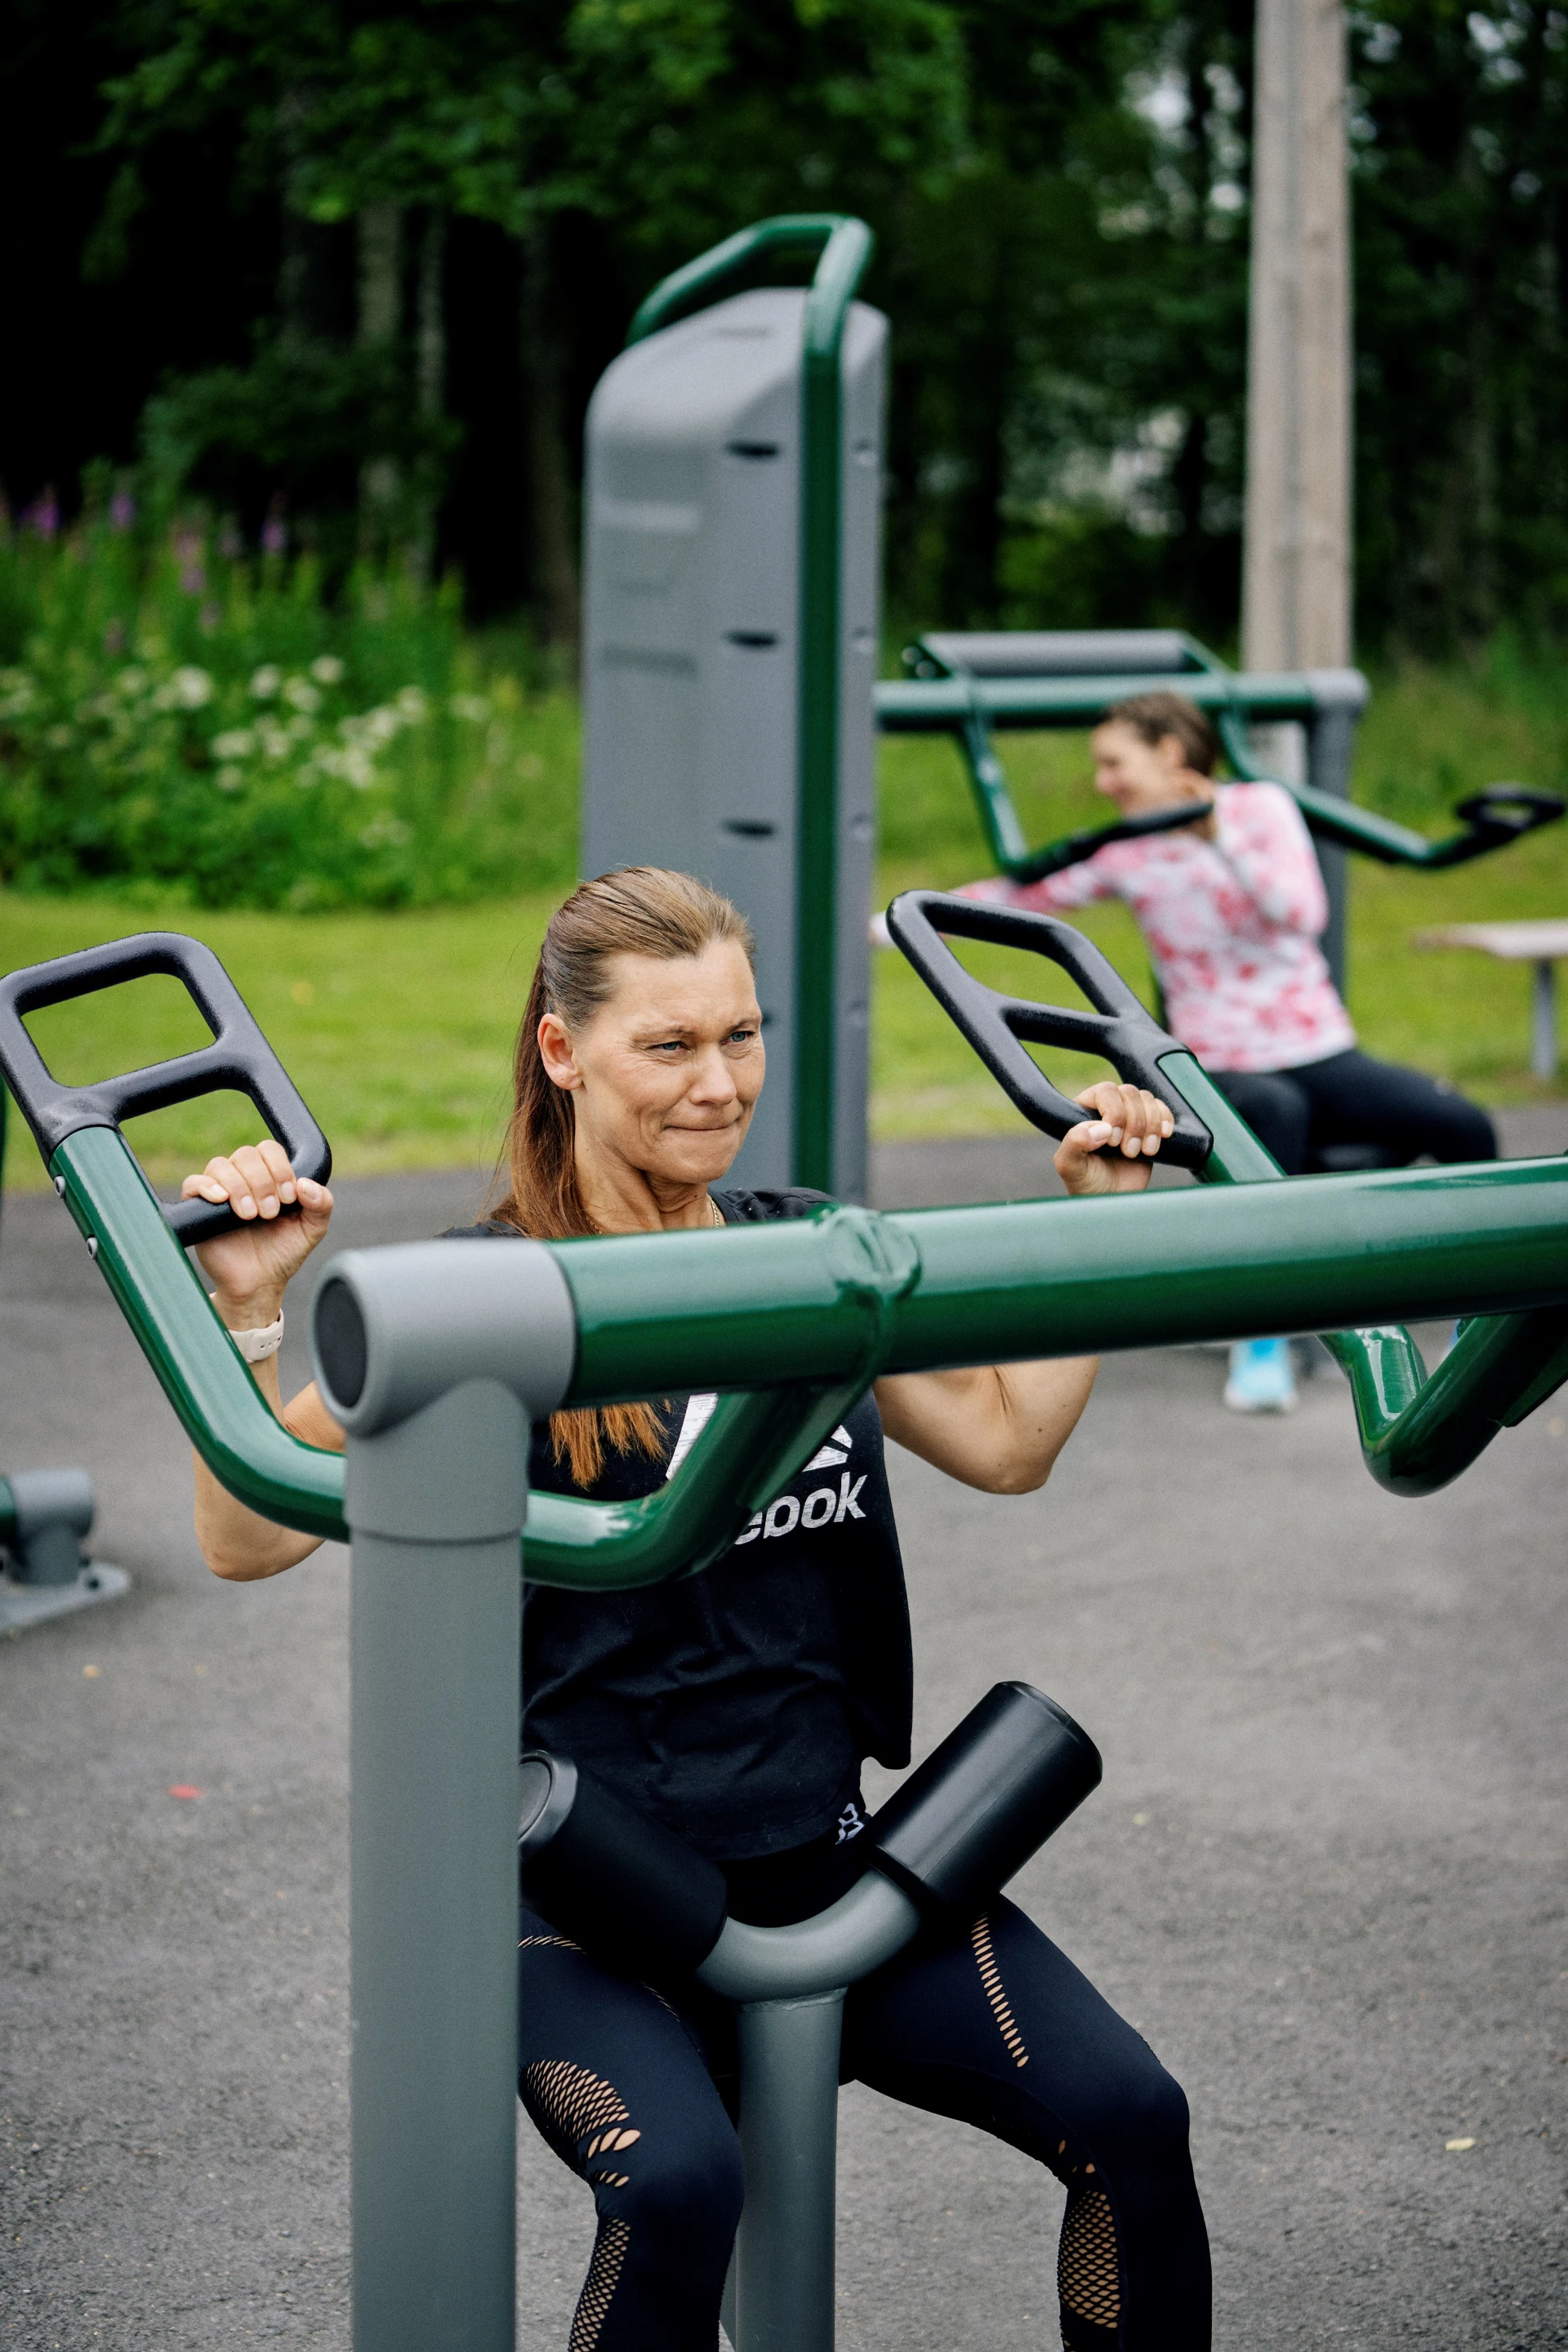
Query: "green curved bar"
1211 706 1563 869
47 1125 877 1589
626 212 851 347
1158 1052 1568 1494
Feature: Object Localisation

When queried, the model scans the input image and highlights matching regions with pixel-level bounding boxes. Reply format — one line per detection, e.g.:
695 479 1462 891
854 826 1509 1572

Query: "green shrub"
0 506 578 911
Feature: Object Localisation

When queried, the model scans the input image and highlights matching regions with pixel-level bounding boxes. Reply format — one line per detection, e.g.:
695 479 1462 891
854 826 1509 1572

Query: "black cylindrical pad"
868 1682 1101 1920
519 1750 729 1978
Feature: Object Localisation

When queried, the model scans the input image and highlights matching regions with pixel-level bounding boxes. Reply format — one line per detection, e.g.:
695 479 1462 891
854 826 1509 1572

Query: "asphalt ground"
2 1118 1566 2350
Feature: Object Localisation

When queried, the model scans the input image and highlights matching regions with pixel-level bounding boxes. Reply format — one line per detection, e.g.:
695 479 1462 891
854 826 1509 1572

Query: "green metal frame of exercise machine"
628 213 875 1190
877 629 1564 933
2 927 1567 2349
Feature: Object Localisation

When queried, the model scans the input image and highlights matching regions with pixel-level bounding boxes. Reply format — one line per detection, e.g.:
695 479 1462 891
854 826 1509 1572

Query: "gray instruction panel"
582 287 887 1198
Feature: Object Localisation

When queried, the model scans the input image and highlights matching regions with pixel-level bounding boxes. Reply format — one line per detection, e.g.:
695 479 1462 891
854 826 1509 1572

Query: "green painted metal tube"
553 1161 1568 1404
795 214 875 1191
55 1125 350 1542
49 1115 1568 1545
875 671 1326 732
624 213 851 347
46 1125 877 1584
1158 1049 1568 1491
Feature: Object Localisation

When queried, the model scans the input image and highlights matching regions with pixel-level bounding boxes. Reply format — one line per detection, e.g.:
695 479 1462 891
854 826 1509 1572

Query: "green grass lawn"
5 658 1567 1190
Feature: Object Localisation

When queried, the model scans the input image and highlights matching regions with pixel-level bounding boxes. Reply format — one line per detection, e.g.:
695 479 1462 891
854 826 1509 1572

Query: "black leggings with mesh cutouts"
518 1894 1210 2352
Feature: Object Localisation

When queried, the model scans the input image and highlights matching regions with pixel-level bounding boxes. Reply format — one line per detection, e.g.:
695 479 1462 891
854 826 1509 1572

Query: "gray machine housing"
581 287 887 1200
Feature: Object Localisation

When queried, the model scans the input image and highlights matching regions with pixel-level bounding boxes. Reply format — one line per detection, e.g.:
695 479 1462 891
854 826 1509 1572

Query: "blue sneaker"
1223 1337 1298 1414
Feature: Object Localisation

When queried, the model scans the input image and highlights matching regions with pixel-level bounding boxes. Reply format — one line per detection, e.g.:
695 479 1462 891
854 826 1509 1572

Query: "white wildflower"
345 706 402 749
283 676 322 714
257 722 292 761
212 729 256 761
314 744 376 789
310 655 345 686
449 692 491 723
216 765 245 794
394 685 428 721
0 670 37 719
45 724 74 749
250 665 282 700
286 712 315 742
114 666 149 697
155 665 214 710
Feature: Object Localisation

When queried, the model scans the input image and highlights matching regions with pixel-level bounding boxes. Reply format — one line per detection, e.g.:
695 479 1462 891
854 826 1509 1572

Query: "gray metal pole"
1532 960 1557 1082
734 1993 847 2352
346 1378 529 2352
1304 669 1367 996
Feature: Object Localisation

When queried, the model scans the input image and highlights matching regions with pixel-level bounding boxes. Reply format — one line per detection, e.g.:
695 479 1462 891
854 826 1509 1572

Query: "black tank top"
443 1189 914 1862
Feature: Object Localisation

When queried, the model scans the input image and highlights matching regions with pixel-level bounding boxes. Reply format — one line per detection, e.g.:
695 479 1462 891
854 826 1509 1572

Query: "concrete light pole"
1242 0 1352 697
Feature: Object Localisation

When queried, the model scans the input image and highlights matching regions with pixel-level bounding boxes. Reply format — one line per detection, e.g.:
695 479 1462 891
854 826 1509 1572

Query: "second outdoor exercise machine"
2 928 1567 2348
880 627 1564 992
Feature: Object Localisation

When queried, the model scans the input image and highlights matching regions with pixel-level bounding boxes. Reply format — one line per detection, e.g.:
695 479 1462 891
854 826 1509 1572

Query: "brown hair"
489 866 756 1488
1102 690 1220 777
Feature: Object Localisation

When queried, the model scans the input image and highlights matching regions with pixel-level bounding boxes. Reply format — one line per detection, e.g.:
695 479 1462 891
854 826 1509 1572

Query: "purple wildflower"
25 486 60 539
261 496 287 558
109 488 136 532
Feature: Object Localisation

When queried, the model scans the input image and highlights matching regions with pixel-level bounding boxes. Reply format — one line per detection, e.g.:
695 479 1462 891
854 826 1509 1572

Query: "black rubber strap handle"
1435 785 1566 869
884 889 1213 1174
0 933 332 1246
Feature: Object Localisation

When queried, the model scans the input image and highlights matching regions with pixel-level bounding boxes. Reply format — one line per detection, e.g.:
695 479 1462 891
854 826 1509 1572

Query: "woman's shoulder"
713 1187 835 1224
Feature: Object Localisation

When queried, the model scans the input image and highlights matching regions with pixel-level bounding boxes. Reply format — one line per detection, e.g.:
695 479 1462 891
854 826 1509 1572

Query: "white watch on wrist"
212 1297 286 1362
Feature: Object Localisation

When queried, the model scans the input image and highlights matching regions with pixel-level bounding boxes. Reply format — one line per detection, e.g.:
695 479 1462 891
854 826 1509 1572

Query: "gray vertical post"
1532 960 1558 1082
1304 669 1368 996
346 1378 528 2352
734 1995 846 2352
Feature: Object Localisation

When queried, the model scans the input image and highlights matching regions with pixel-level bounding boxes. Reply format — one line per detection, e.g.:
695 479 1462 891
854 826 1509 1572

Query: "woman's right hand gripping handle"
182 1138 345 1582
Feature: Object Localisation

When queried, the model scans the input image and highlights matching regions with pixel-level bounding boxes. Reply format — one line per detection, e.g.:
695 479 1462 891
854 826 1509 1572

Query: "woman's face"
1090 722 1196 816
539 938 764 1192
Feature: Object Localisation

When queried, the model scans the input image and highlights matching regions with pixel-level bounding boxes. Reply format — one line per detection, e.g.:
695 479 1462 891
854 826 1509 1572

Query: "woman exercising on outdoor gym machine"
943 689 1497 1414
184 865 1210 2352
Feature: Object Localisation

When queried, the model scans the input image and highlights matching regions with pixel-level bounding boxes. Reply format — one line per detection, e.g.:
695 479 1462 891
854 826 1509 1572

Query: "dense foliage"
0 502 577 908
4 3 1566 656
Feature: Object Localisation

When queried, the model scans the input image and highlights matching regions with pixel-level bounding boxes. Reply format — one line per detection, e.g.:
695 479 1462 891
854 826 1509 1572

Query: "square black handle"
0 933 332 1245
885 891 1213 1173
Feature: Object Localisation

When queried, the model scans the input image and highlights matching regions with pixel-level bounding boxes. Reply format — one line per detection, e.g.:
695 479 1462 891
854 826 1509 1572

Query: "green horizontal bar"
875 671 1329 733
555 1160 1568 1404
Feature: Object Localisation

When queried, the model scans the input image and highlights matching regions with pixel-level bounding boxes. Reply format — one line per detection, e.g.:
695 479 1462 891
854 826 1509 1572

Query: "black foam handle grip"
885 890 1212 1172
868 1682 1102 1920
519 1750 729 1979
0 933 332 1248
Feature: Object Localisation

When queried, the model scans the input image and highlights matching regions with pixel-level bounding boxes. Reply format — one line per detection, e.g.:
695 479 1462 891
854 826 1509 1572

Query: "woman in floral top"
947 691 1495 1410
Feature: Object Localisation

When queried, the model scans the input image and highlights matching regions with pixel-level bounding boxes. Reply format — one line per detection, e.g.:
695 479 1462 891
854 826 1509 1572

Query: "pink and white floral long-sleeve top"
962 780 1354 1073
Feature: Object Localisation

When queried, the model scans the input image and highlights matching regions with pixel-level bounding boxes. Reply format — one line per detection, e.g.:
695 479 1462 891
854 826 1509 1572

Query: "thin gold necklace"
586 1192 723 1236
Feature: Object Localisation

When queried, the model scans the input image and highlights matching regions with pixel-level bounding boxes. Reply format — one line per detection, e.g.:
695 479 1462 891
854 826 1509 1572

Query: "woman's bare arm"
181 1139 343 1581
873 1081 1171 1494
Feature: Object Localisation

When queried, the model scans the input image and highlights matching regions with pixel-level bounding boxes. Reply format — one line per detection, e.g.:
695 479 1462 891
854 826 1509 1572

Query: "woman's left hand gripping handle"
1053 1081 1174 1198
182 1140 334 1330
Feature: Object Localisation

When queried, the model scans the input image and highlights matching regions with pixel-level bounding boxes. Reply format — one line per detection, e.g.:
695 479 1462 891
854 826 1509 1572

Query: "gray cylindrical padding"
310 1238 577 1437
